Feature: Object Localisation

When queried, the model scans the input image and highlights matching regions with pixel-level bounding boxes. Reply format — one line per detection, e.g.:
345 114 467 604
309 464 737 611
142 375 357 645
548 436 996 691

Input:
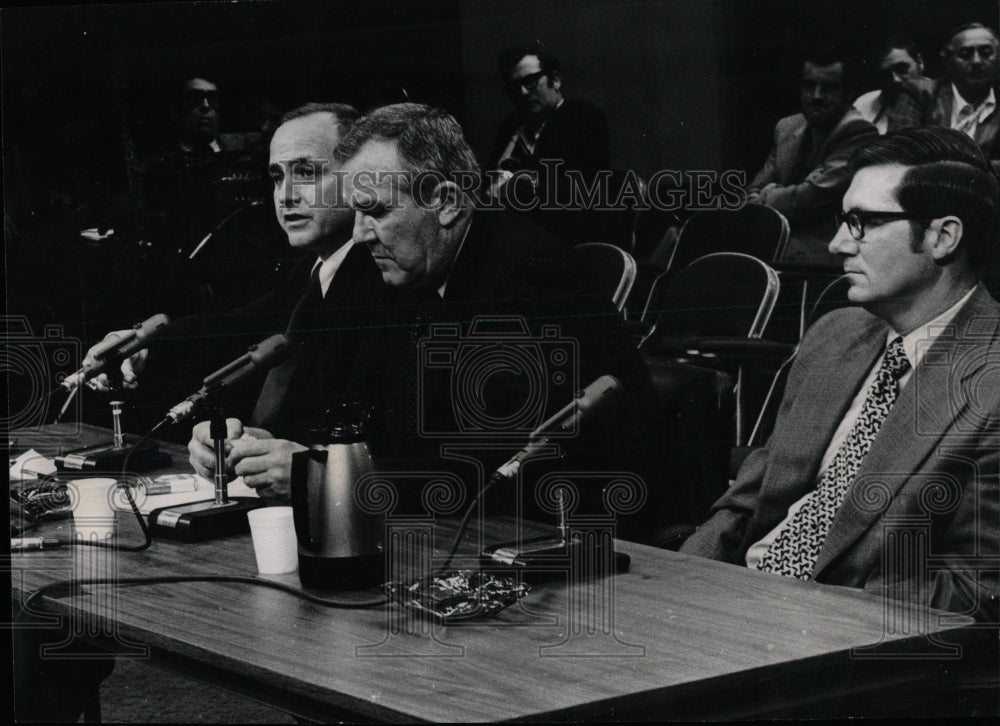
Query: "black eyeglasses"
835 210 930 240
504 71 546 95
181 90 220 110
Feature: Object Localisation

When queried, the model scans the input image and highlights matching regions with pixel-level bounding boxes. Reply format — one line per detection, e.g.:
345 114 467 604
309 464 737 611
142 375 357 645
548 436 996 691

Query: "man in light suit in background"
684 127 1000 621
746 48 877 264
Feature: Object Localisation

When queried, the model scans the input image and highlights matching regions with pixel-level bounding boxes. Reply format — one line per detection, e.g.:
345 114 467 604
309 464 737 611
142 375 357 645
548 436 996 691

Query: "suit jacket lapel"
746 316 886 544
814 286 1000 576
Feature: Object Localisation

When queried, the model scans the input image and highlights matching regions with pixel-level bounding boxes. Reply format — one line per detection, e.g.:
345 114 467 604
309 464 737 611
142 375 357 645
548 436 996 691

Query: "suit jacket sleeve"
756 119 877 222
679 314 821 563
746 125 781 198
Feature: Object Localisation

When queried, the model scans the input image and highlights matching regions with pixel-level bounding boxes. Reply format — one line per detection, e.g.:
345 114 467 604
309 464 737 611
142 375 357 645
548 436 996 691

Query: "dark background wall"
3 0 999 339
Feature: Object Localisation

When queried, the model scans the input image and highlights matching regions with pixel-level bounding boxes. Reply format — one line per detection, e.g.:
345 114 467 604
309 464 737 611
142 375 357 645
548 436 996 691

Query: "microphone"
60 314 171 391
495 375 623 480
164 334 292 424
188 201 264 260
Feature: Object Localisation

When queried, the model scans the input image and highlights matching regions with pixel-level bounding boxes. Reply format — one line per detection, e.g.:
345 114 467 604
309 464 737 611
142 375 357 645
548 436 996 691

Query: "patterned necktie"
756 336 911 579
251 264 323 430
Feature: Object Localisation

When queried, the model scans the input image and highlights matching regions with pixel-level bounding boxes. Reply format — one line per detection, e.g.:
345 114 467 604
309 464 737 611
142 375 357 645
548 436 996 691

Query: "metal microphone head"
574 375 623 418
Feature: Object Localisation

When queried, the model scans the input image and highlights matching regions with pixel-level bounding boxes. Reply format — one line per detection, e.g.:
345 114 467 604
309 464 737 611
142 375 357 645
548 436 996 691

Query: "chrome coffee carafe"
290 409 384 589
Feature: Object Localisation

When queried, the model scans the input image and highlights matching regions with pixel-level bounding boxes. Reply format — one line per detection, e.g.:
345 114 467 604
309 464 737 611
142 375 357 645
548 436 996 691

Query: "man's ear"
549 71 562 92
927 215 964 260
434 181 463 227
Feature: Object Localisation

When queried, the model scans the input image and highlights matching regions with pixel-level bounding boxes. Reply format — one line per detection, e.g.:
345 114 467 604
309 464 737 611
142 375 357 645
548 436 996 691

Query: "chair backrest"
667 204 790 276
639 252 780 349
572 242 638 313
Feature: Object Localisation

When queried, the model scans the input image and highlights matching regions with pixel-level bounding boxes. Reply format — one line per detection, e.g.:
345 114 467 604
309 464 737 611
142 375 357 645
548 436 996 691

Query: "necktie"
251 264 323 430
500 128 534 171
756 337 911 579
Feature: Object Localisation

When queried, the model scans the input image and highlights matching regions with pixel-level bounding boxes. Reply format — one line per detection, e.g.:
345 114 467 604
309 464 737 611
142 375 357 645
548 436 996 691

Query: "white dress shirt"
950 83 997 139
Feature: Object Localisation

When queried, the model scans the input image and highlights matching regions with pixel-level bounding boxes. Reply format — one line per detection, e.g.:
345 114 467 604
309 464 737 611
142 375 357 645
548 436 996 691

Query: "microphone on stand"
148 333 292 543
57 314 171 392
162 333 292 425
494 375 623 481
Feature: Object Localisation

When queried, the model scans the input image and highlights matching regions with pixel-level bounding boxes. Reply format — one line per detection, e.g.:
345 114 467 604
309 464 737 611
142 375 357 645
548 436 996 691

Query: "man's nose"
279 179 300 206
829 222 856 256
353 211 376 244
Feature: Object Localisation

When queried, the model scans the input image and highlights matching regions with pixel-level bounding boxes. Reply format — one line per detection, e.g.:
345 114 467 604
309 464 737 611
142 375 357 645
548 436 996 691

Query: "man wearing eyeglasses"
683 127 1000 622
487 44 611 244
919 23 1000 160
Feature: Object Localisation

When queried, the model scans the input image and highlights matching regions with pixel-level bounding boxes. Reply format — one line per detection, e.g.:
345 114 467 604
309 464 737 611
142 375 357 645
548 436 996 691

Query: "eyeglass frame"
954 43 997 62
504 70 547 96
834 209 932 240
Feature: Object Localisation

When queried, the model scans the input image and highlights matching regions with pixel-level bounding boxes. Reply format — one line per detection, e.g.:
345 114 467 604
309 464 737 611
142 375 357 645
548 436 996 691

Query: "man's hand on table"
188 419 306 501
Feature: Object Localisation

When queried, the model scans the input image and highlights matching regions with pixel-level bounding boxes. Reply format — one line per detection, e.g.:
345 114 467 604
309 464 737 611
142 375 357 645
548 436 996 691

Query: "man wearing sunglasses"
139 76 273 316
487 44 610 244
920 23 1000 159
683 127 1000 623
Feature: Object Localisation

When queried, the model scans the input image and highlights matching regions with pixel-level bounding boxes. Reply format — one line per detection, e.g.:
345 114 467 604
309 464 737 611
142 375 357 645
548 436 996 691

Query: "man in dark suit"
683 127 1000 620
920 23 1000 160
87 104 386 489
488 45 613 245
747 49 877 265
292 102 669 541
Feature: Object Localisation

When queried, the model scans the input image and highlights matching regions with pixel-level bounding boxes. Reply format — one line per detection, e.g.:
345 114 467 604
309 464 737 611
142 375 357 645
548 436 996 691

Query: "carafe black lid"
309 402 371 444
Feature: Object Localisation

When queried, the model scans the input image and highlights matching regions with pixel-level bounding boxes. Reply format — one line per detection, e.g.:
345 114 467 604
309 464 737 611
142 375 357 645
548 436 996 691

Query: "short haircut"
801 45 855 94
851 127 999 269
874 35 922 65
497 44 562 79
942 22 1000 56
278 102 361 139
334 103 481 196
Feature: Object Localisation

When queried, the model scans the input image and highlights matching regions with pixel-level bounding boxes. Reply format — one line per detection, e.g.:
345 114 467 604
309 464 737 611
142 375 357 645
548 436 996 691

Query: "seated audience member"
683 127 1000 621
488 44 613 245
192 103 674 543
89 103 387 445
853 36 932 134
137 75 279 316
746 49 878 265
919 23 1000 160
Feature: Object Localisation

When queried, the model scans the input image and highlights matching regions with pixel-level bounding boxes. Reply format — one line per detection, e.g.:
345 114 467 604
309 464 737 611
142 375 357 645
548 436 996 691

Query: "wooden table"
8 425 994 721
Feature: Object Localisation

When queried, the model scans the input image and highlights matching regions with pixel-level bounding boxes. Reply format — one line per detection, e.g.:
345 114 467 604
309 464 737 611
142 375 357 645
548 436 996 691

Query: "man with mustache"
746 49 877 265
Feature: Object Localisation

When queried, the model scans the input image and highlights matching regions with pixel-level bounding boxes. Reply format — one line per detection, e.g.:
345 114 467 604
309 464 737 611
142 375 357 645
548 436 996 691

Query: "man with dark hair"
747 49 878 264
684 127 1000 620
919 23 1000 159
853 36 932 134
314 102 670 540
488 44 612 244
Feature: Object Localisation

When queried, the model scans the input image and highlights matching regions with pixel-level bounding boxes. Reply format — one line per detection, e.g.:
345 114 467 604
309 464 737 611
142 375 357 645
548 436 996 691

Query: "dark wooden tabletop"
8 424 987 722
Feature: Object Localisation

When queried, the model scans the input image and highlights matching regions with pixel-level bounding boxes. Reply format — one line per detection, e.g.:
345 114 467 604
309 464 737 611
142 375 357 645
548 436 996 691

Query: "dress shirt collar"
950 83 997 130
178 138 221 154
313 240 354 297
891 285 977 370
437 220 473 300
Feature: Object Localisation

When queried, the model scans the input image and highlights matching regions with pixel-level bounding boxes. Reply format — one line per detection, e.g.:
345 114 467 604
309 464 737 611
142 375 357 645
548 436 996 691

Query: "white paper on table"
9 449 58 482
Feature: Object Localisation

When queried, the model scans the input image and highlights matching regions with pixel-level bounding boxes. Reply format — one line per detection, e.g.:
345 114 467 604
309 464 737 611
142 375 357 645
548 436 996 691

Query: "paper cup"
247 506 298 575
70 478 119 541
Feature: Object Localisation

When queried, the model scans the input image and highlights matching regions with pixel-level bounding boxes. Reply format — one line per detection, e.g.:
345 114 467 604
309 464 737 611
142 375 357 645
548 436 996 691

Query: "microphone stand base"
148 497 266 542
54 437 169 473
480 535 629 583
